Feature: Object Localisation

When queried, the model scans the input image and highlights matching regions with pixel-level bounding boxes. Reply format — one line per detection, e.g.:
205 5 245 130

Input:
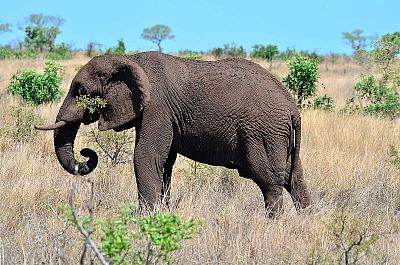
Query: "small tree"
22 13 65 52
342 29 376 54
372 32 400 85
283 55 319 108
0 20 11 34
251 44 279 61
141 24 174 52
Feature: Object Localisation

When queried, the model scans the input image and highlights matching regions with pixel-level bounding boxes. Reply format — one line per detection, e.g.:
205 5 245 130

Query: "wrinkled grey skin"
43 52 311 217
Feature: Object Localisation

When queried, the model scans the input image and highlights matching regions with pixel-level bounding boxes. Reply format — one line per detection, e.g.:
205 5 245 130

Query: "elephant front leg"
134 126 174 211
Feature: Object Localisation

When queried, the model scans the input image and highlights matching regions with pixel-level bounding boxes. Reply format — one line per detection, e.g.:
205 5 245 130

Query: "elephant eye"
75 86 87 96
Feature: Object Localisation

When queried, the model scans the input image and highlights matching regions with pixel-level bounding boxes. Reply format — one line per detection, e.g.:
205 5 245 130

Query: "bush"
62 203 201 264
8 61 64 105
211 43 246 58
372 32 400 85
11 106 44 142
178 50 203 60
13 49 40 59
45 43 73 60
312 95 335 111
0 47 39 60
251 44 279 61
283 55 320 108
343 74 400 119
0 47 13 59
105 39 126 55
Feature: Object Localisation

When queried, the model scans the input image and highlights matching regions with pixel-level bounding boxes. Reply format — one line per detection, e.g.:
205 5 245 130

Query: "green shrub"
8 61 64 105
13 49 40 59
211 43 246 58
343 74 400 119
251 44 279 61
0 47 14 59
312 94 335 111
372 32 400 85
45 43 73 60
283 55 320 108
105 39 126 55
0 47 39 60
11 106 44 142
178 50 203 60
62 203 201 264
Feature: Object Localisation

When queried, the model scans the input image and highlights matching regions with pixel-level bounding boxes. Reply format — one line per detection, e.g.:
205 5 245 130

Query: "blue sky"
0 0 399 54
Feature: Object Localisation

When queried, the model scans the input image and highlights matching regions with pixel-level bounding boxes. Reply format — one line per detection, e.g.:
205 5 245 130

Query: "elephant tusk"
35 121 67 130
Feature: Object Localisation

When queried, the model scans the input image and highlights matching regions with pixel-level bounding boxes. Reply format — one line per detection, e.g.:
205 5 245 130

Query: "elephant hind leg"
242 142 287 218
283 157 311 211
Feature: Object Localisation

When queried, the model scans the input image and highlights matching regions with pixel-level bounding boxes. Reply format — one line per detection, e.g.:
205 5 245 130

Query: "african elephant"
36 51 311 217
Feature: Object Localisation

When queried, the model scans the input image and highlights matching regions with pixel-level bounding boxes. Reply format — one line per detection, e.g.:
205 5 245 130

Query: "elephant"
36 51 311 217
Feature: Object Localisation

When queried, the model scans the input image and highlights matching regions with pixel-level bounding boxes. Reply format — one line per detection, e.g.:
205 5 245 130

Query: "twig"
0 237 4 265
69 182 109 265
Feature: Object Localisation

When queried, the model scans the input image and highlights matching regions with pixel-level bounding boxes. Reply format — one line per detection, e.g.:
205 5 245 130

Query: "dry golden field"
0 54 399 264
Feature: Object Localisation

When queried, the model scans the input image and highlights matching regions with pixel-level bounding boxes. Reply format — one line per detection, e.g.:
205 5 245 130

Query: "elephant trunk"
54 122 98 176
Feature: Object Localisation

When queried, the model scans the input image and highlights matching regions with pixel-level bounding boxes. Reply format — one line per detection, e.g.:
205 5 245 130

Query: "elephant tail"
289 113 302 181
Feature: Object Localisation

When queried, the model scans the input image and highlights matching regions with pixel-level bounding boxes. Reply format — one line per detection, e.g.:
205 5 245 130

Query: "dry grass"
0 55 399 264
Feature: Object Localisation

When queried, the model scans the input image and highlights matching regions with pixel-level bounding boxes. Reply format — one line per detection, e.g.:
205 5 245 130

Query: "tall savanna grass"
0 55 399 264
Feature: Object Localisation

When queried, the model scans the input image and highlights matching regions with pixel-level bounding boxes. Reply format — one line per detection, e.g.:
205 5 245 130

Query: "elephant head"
36 56 151 175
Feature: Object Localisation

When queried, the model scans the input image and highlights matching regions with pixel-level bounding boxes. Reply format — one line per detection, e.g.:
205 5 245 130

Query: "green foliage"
178 50 203 60
105 39 126 55
133 211 200 265
342 29 376 53
312 95 335 111
8 61 64 105
11 106 44 142
0 47 39 60
141 24 174 52
13 49 40 59
343 74 400 119
0 47 13 59
23 13 64 52
372 32 400 85
251 44 279 61
283 55 320 108
45 43 74 60
62 204 201 265
114 39 126 55
76 95 107 114
211 43 246 58
344 32 400 119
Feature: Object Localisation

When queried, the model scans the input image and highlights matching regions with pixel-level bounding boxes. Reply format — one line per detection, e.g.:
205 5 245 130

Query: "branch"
70 182 109 265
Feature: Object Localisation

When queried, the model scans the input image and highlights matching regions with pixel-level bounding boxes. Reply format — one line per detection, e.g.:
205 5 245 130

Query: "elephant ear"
98 58 150 131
